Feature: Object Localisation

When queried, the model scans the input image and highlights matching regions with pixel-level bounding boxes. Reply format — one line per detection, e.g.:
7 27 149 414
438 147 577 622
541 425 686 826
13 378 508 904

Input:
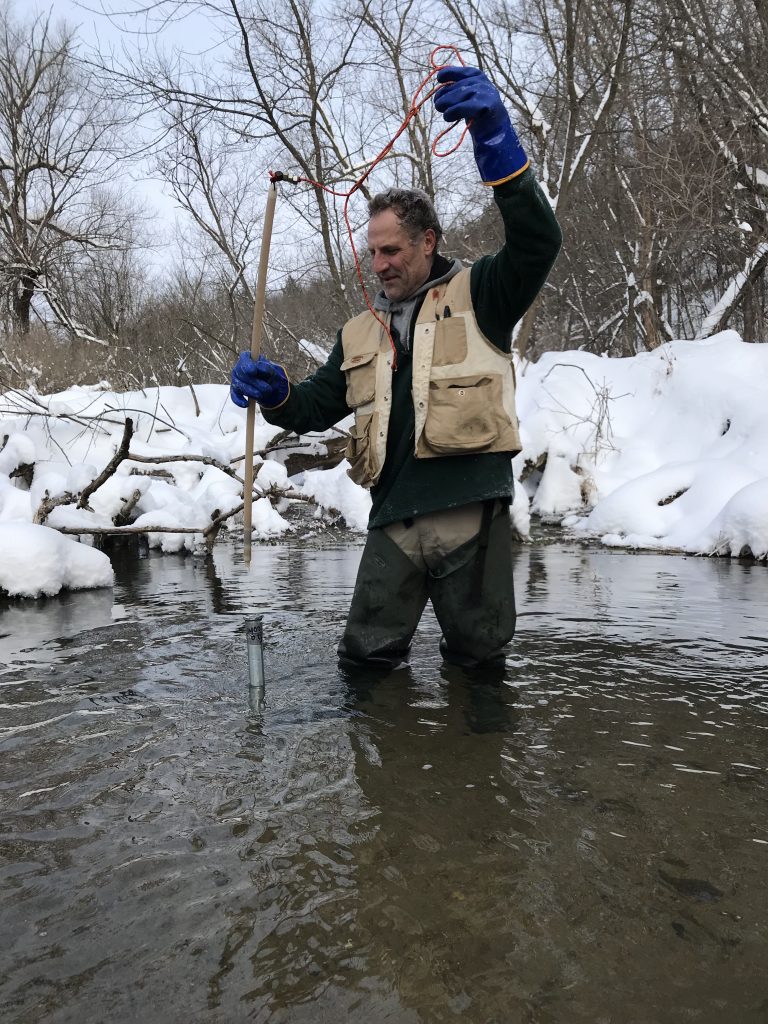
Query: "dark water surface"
1 534 767 1023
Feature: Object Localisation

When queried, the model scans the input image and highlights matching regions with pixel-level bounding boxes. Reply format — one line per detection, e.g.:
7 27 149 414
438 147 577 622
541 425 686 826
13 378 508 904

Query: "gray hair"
368 188 443 246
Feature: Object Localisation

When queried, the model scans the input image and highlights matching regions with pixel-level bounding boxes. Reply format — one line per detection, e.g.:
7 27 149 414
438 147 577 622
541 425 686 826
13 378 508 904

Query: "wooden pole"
243 180 278 566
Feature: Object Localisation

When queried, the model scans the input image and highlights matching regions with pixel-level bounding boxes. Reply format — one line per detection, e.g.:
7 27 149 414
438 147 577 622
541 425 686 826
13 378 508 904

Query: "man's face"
367 209 436 302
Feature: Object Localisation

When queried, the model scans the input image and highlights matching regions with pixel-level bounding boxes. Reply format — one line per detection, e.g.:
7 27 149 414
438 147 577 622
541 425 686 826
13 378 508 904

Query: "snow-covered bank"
1 331 766 598
517 331 768 557
0 380 363 597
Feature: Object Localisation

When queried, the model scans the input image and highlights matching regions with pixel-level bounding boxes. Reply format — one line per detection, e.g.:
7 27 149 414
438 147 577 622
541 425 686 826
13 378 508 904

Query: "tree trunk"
12 273 37 334
638 292 667 349
624 276 638 354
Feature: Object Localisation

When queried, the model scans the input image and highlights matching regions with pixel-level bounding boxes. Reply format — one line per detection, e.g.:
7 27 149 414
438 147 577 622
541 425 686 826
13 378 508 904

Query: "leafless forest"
1 0 766 394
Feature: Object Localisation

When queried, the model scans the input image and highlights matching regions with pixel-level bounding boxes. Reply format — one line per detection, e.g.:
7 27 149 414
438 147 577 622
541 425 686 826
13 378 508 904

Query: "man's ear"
423 228 437 257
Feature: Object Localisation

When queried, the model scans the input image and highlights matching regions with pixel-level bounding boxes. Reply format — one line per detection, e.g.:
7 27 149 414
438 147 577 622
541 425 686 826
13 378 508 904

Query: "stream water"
1 532 767 1023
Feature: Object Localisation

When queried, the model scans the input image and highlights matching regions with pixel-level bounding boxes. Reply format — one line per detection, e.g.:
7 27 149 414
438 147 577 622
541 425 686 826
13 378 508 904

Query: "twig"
188 382 201 417
103 404 188 439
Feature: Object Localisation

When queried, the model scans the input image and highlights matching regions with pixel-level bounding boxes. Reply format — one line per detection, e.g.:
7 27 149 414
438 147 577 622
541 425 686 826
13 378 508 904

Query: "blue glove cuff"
473 121 529 186
258 378 290 410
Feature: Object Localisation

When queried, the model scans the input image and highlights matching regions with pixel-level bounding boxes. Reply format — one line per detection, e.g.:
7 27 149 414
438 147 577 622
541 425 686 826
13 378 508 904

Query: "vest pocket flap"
341 350 378 407
340 350 378 371
424 375 500 453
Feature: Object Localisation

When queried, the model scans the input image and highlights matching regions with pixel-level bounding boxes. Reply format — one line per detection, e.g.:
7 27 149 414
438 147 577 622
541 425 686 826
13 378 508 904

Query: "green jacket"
262 169 562 528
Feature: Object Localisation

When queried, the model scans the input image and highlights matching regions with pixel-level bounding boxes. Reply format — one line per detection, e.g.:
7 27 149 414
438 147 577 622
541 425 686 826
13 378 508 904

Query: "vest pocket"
341 350 377 407
432 316 468 366
424 375 501 454
345 412 380 486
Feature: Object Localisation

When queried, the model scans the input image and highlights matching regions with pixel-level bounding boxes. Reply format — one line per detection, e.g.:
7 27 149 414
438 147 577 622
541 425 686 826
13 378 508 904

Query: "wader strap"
471 499 496 602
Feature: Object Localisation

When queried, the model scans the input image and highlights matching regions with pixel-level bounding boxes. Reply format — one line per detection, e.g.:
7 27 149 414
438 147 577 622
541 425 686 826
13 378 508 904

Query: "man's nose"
372 252 389 275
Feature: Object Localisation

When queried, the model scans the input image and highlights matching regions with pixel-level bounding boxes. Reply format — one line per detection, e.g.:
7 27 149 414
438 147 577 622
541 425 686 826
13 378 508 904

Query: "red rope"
269 46 470 369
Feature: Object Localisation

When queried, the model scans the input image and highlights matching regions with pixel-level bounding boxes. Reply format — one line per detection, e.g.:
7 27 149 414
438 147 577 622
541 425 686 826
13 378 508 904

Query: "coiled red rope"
269 45 470 367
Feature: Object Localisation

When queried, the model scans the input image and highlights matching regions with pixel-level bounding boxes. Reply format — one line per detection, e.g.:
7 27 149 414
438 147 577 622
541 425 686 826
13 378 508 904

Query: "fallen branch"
78 418 134 509
53 485 339 545
14 398 347 549
129 468 174 480
57 524 207 536
34 489 78 525
34 419 134 524
128 451 243 483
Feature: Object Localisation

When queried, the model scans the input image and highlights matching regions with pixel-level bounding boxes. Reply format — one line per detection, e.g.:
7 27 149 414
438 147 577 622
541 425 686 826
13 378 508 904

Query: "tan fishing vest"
340 267 521 489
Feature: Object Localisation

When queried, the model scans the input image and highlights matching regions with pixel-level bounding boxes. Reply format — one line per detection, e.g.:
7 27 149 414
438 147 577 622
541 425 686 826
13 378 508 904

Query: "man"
230 66 562 669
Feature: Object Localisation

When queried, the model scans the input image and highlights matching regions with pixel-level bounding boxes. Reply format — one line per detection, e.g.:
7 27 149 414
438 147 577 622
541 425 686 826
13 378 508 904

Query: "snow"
705 479 768 557
256 459 289 490
0 522 113 598
297 338 331 364
299 459 371 531
1 331 768 598
518 332 768 556
251 496 292 537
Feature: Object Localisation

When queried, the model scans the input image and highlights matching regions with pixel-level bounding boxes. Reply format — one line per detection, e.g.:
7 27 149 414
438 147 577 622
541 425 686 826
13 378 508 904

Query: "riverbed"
2 533 767 1023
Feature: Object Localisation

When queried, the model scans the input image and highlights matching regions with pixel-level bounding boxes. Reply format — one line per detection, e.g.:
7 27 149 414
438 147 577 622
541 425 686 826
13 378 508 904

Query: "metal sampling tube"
245 615 266 712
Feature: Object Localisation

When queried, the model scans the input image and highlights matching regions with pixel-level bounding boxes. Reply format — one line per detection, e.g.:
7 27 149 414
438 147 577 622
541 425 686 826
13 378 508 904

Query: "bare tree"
156 106 261 344
59 244 151 343
97 0 378 314
0 6 137 342
668 0 768 339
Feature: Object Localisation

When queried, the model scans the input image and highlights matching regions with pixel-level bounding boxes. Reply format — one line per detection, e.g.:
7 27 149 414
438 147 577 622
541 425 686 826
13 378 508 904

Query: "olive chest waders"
338 499 515 669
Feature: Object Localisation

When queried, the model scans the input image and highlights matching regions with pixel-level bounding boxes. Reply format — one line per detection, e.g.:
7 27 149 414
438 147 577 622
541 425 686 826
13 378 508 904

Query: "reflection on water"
1 535 767 1024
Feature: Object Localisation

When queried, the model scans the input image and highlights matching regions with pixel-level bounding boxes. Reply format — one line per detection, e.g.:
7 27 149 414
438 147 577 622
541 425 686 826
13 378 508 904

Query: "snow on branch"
696 242 768 339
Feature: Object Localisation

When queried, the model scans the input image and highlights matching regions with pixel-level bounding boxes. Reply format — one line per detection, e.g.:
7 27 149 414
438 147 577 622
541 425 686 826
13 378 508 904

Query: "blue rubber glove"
434 66 529 185
230 352 289 409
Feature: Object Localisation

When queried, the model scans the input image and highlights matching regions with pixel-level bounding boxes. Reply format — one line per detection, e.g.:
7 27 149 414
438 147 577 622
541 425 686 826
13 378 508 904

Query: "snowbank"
0 381 369 597
299 459 371 532
0 522 113 598
516 332 768 556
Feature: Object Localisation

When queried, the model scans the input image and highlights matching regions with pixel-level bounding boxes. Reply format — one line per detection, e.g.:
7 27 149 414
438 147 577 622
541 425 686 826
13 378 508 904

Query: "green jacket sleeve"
260 333 351 433
470 168 562 352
